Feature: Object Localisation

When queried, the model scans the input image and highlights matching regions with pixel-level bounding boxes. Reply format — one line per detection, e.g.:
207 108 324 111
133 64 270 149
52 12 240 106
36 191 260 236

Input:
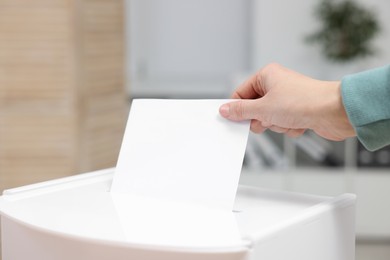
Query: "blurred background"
0 0 389 259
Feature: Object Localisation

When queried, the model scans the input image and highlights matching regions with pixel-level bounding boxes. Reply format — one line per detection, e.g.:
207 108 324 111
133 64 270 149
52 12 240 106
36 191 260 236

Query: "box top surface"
0 168 354 252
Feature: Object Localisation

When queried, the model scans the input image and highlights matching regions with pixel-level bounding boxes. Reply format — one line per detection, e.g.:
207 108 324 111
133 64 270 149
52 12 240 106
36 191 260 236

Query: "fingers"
250 120 306 137
250 120 267 134
219 100 306 138
267 125 289 134
264 125 306 137
286 129 306 137
231 71 265 99
219 100 259 121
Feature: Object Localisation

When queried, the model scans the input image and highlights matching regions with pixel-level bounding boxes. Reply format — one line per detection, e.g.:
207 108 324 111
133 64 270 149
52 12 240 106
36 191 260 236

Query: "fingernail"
219 104 230 117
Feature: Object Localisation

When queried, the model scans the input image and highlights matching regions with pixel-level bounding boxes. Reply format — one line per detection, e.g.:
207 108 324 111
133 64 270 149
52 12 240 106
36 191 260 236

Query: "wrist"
313 81 356 141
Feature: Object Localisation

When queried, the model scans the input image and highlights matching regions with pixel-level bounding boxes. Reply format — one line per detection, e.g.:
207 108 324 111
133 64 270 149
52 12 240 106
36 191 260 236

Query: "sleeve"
341 64 390 151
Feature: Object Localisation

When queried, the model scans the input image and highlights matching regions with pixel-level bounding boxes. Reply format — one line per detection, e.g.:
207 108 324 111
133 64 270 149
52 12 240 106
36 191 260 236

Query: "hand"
219 63 356 141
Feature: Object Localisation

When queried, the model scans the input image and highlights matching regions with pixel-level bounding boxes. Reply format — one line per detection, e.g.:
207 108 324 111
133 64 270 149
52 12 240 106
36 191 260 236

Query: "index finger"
231 72 265 99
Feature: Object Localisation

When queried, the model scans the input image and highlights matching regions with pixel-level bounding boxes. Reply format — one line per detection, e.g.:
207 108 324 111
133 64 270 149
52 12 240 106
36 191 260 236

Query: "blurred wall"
252 0 390 79
126 0 252 98
126 0 390 98
0 0 128 192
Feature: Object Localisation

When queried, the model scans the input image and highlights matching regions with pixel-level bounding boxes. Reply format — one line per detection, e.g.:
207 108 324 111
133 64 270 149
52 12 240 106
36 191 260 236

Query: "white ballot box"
0 168 355 260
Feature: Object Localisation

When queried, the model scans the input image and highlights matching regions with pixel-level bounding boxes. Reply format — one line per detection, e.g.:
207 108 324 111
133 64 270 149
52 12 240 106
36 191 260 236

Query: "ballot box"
0 168 355 260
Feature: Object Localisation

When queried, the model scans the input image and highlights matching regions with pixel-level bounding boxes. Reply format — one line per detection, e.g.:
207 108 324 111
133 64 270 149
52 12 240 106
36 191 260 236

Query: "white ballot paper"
111 99 250 211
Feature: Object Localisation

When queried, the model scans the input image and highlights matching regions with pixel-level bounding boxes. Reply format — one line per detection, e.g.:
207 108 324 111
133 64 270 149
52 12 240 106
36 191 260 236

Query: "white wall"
251 0 390 80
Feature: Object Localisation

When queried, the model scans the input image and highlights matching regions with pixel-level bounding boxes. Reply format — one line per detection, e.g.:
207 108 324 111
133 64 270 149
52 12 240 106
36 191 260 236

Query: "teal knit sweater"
341 65 390 151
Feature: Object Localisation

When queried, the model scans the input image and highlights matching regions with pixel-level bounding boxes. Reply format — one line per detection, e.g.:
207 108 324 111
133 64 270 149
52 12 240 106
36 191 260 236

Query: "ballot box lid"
0 168 355 253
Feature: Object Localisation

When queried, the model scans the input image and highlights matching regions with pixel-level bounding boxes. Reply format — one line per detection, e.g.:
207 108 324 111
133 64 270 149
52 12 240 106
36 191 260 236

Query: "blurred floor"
356 240 390 260
0 234 388 259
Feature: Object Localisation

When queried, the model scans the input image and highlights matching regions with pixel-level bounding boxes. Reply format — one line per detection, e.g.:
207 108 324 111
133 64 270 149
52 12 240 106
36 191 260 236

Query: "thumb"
219 100 259 121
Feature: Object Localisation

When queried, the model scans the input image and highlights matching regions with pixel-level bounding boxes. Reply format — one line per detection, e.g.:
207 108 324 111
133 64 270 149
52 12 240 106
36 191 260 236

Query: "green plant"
307 0 380 62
